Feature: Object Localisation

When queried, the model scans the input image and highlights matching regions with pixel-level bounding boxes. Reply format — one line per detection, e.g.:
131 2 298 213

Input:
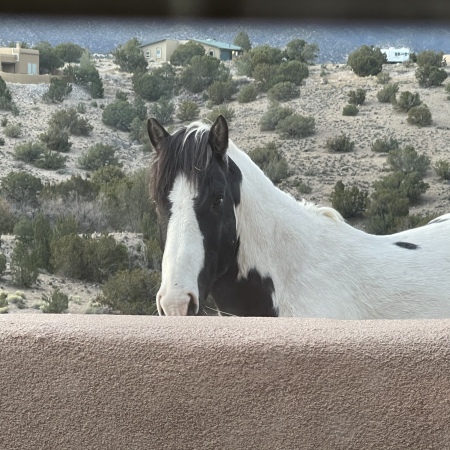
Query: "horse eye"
212 196 224 208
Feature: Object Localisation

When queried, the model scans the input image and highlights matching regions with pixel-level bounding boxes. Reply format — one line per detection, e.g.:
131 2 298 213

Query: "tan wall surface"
0 315 449 450
0 72 52 84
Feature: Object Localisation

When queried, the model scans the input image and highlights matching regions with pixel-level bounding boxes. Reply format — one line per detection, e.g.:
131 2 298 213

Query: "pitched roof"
190 39 242 51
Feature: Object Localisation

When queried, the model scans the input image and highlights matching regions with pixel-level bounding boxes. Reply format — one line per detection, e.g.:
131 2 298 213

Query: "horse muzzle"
157 289 199 316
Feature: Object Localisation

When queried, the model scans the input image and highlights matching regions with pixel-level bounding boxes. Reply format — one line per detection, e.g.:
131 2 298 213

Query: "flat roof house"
139 39 243 63
0 43 39 75
380 47 411 63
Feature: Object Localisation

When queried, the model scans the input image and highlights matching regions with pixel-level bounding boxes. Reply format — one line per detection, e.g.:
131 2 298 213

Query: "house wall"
0 72 53 84
1 315 449 450
0 46 39 75
141 39 179 62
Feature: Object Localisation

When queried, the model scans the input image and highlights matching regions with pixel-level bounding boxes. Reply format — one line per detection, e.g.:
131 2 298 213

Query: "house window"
146 51 150 59
156 47 161 59
27 62 37 75
208 48 214 57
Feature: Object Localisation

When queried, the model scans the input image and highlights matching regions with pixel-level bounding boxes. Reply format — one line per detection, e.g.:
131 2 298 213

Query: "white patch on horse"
156 174 203 316
227 139 450 319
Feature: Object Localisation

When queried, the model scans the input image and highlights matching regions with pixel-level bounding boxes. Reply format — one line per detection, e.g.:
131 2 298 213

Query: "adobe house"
139 38 243 63
0 42 39 75
380 47 411 63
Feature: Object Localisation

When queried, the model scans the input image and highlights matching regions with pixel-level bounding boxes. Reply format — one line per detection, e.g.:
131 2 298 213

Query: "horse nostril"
187 293 199 316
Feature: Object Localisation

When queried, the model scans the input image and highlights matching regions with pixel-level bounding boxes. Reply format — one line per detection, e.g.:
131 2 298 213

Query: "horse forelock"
150 122 214 207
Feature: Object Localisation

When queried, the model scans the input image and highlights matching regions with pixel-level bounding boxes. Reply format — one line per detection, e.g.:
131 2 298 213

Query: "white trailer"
381 47 411 63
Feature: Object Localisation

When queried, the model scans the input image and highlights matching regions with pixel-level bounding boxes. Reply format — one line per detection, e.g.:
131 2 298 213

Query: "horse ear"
209 115 228 158
147 118 170 151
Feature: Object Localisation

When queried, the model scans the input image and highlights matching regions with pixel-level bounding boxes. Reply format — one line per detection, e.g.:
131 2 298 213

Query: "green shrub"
252 63 283 92
76 102 86 114
348 88 366 105
415 65 448 87
371 137 399 153
347 45 386 77
1 117 7 126
54 42 85 63
14 141 45 163
376 72 391 84
149 98 175 125
181 55 229 93
112 37 147 73
387 145 430 176
208 79 236 105
432 160 450 180
372 171 429 203
129 117 152 151
248 142 289 183
132 72 169 102
115 90 128 101
39 128 72 152
40 288 69 313
394 91 422 112
365 190 410 235
48 108 93 135
0 253 6 278
41 175 98 201
65 52 104 99
102 100 137 131
0 172 43 206
51 233 129 282
275 114 315 139
259 104 294 131
78 143 121 171
42 78 72 103
342 104 359 116
176 100 200 121
95 268 160 315
284 39 319 64
237 84 258 103
0 198 15 234
326 133 355 152
34 148 67 170
0 137 4 146
278 60 309 85
377 83 399 103
407 104 432 126
233 31 252 52
170 40 205 66
3 123 22 138
416 50 445 68
268 82 300 102
10 241 39 287
330 180 368 219
0 75 16 112
293 180 312 194
205 105 235 123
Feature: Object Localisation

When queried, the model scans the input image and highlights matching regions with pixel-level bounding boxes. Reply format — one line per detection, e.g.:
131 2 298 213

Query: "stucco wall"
0 315 449 449
0 71 52 84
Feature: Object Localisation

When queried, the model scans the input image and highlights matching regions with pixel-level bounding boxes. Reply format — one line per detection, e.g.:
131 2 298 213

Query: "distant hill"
1 15 450 63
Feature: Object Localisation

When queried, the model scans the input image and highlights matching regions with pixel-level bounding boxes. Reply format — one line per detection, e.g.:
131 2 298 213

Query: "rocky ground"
1 59 449 314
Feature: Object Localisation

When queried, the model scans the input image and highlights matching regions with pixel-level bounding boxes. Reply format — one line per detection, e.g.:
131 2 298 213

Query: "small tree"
149 98 175 125
415 65 448 87
170 41 205 66
10 241 39 287
347 45 386 77
275 114 315 139
387 146 430 176
33 41 63 74
39 128 72 152
394 91 422 112
102 100 137 131
96 268 160 315
330 181 368 219
54 42 85 63
416 50 445 68
326 133 355 152
433 160 450 180
371 137 399 153
342 104 358 116
284 39 319 64
112 38 147 73
42 78 72 103
208 79 236 105
377 83 399 103
40 288 69 313
3 123 22 138
0 172 43 206
177 100 200 121
237 84 258 103
278 60 309 85
205 105 235 123
407 104 432 126
14 141 46 163
260 104 294 131
78 143 121 171
248 142 289 183
348 88 366 105
233 31 252 52
48 108 93 135
268 82 300 102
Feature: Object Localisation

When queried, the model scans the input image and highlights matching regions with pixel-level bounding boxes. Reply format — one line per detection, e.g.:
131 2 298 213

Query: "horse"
148 115 450 318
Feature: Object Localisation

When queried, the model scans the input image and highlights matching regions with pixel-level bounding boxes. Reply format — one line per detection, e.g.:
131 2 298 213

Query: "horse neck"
228 142 341 274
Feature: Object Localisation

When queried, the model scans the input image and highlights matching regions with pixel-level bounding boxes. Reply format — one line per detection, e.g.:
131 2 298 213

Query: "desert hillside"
1 58 449 313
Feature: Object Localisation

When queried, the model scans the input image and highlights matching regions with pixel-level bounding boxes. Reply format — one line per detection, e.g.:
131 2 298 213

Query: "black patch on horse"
395 241 419 250
211 257 278 317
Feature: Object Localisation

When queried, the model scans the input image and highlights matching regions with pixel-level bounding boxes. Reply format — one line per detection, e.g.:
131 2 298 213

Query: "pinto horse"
148 115 450 318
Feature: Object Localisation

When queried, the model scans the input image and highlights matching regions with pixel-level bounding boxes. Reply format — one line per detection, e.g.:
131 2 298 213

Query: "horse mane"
150 122 213 206
300 199 344 222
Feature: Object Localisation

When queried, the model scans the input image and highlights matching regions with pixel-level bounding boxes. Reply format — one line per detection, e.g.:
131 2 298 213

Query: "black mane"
150 124 214 207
